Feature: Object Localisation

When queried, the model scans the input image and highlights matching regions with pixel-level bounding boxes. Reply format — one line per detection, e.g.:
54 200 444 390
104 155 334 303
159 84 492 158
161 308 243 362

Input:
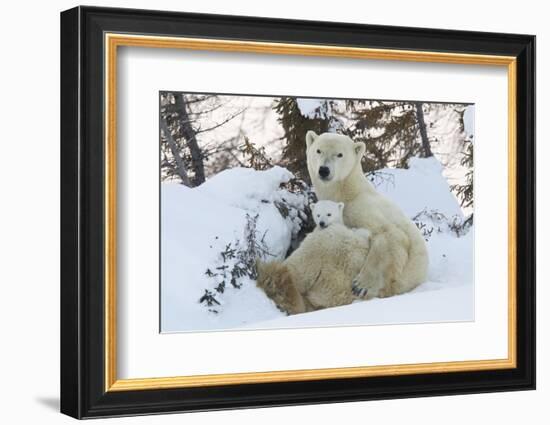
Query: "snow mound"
370 156 464 219
161 167 302 332
199 166 294 210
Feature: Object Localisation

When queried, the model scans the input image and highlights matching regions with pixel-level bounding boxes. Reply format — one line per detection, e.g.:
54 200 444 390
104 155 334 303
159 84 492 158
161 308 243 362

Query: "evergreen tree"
448 106 474 225
274 97 331 182
344 100 434 172
451 137 473 223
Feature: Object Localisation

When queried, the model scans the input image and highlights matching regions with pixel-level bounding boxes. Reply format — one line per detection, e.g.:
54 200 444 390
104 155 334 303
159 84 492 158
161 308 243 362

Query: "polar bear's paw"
351 269 384 300
351 278 369 298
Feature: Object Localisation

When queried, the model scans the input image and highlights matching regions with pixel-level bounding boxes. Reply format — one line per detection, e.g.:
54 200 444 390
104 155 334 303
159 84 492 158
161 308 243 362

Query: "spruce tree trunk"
276 97 330 182
414 102 433 158
175 94 206 185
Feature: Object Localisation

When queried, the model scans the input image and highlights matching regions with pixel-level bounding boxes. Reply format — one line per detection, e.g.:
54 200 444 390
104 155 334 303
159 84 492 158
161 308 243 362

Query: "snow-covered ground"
161 158 473 333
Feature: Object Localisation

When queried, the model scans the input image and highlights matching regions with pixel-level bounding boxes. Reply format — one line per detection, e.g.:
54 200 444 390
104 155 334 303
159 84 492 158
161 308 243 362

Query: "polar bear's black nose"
320 221 326 228
319 166 330 178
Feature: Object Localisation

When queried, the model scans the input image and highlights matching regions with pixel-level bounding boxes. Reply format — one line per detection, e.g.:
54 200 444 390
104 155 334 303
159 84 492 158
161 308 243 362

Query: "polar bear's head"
306 131 366 183
312 200 344 229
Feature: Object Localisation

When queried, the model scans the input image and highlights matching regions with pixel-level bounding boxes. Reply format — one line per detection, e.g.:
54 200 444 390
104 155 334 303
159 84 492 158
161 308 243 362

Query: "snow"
296 98 324 118
242 284 472 329
161 158 473 333
463 105 475 140
424 104 474 215
161 167 300 332
296 98 342 131
199 166 293 210
371 157 463 219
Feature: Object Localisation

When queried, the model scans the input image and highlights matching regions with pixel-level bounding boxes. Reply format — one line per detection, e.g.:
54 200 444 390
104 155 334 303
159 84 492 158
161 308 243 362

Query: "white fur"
313 200 371 243
306 131 428 299
312 200 345 229
257 223 371 314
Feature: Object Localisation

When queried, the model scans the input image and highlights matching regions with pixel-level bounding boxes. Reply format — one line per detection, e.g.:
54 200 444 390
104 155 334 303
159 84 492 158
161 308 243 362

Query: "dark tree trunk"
160 118 191 186
275 97 330 183
414 102 433 158
175 94 206 185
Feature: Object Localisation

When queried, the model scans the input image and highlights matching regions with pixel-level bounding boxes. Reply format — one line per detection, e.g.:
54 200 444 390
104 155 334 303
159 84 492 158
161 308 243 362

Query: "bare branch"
195 109 245 134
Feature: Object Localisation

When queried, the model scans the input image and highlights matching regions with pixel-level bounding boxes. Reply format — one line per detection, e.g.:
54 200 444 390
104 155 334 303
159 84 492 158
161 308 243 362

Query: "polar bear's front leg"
351 235 388 298
352 230 407 299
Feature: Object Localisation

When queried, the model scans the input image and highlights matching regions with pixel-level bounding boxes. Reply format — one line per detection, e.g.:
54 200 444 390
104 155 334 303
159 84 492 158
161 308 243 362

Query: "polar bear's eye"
337 153 343 158
316 149 321 154
327 213 332 217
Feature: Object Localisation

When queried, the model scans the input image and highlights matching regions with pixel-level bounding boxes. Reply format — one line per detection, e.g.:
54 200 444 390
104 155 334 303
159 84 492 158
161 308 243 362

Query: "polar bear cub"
312 200 344 229
313 200 371 243
256 200 372 315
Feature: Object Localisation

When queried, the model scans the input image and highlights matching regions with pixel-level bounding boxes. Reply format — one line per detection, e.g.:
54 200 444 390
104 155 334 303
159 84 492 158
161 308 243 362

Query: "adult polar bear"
306 131 428 299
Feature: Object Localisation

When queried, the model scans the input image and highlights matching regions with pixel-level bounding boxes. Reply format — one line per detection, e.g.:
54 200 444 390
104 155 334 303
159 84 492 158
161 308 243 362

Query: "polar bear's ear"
354 142 366 158
338 202 344 211
306 130 318 148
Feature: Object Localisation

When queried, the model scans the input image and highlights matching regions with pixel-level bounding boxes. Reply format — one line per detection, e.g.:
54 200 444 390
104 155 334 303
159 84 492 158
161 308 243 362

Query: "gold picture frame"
104 34 517 392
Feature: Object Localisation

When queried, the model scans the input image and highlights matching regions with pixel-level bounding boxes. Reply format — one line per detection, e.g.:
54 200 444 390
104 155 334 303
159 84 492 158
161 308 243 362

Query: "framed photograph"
60 6 535 419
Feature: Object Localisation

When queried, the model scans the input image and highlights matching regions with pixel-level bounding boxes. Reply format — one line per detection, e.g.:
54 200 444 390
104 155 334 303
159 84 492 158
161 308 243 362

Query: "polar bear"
306 131 428 299
256 209 371 314
313 200 372 242
313 199 345 229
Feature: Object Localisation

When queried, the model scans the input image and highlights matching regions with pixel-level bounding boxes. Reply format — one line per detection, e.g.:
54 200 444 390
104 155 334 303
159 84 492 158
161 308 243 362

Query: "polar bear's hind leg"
351 230 406 299
256 261 308 315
